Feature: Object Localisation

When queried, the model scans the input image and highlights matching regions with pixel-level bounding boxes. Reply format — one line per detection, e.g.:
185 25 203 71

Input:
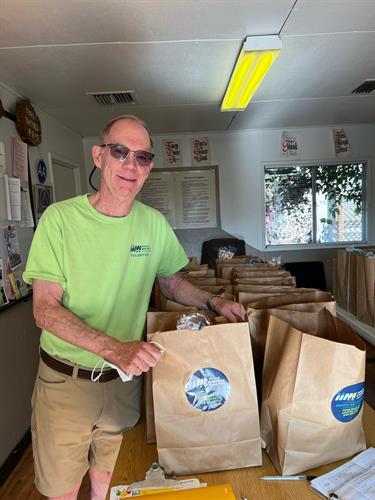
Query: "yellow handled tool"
132 483 236 499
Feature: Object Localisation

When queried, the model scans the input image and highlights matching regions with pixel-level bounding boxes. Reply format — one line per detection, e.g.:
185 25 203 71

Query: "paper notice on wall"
137 171 176 228
4 175 21 221
0 141 6 175
0 258 9 306
162 139 183 166
138 168 218 229
20 187 35 227
333 128 351 157
191 137 211 166
12 136 28 182
3 225 21 270
281 131 300 157
174 170 217 229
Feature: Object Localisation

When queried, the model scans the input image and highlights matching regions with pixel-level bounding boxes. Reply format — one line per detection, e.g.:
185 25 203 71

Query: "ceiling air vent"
87 91 137 105
351 80 375 95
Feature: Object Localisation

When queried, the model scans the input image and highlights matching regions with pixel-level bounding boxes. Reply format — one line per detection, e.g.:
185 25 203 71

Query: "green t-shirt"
23 195 188 367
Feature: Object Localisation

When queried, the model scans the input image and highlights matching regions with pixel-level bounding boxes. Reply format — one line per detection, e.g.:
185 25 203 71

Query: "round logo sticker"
36 159 47 184
331 382 365 423
185 368 230 412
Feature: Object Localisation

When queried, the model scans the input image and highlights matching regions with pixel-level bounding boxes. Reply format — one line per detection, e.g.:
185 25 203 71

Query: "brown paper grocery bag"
220 262 283 281
152 323 262 474
355 253 375 326
246 291 336 392
235 276 296 287
236 286 316 303
146 312 194 443
145 311 210 443
233 270 291 279
335 249 349 310
261 310 366 475
348 251 357 315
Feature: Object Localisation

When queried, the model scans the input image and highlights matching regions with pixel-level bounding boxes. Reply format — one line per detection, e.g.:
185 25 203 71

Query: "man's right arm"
32 279 161 375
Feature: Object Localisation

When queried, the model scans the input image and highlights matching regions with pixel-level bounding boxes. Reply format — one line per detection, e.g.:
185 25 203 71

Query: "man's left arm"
157 273 246 323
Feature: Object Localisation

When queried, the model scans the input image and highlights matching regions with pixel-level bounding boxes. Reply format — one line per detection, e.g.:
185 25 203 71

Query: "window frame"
262 159 369 251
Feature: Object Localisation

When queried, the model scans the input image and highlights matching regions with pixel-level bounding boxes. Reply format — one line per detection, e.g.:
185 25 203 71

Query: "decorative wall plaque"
15 100 42 146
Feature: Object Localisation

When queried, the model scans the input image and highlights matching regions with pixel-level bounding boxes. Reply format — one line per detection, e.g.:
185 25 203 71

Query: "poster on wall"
3 225 21 270
138 167 218 229
162 139 183 166
0 258 9 306
333 128 351 157
280 131 300 157
34 184 53 217
12 136 28 182
137 171 176 227
174 169 217 229
191 136 211 166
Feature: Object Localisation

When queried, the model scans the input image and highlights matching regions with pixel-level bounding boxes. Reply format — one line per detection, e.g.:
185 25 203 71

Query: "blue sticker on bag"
185 368 230 412
331 382 365 423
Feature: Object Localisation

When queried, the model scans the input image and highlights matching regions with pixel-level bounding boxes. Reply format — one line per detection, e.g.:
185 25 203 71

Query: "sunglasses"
99 143 155 167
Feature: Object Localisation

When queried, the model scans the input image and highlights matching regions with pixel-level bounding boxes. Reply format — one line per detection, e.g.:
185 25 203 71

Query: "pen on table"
260 475 317 481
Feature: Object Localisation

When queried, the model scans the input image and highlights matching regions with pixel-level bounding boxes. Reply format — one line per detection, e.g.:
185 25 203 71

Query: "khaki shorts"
31 358 143 497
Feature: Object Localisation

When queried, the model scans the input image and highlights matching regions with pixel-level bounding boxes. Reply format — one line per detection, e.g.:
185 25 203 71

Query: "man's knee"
47 481 81 500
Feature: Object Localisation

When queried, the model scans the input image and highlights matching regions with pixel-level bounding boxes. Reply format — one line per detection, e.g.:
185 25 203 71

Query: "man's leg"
32 359 104 497
89 467 112 500
89 376 143 499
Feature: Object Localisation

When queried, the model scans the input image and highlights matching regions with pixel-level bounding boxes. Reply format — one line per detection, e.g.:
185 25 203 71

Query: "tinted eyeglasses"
99 143 155 167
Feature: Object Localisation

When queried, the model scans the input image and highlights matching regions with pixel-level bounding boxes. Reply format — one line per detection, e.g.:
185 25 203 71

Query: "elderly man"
23 115 245 500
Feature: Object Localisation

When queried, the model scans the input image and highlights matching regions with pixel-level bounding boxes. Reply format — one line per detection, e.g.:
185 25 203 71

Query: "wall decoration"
280 131 300 157
36 159 47 184
162 139 183 166
191 136 211 166
15 100 42 146
34 184 53 217
333 128 351 157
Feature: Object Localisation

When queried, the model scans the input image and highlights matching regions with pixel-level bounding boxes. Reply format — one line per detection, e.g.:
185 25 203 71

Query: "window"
264 162 366 246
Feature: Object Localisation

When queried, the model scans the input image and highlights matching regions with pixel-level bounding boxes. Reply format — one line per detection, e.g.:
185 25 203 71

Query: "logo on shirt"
130 244 151 258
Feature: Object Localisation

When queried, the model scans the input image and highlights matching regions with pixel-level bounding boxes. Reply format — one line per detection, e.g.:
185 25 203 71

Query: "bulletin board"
137 165 221 229
0 105 35 312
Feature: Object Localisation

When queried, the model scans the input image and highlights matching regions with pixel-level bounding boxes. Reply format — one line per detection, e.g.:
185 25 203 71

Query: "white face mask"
90 341 165 383
91 360 133 383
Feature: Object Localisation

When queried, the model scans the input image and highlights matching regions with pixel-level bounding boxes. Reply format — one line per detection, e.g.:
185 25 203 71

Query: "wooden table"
107 403 375 499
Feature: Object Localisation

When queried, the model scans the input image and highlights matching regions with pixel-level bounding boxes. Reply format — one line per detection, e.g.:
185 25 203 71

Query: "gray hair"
99 114 153 148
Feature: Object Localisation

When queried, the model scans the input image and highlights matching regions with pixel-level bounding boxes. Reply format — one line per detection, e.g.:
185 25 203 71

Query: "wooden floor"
1 342 375 500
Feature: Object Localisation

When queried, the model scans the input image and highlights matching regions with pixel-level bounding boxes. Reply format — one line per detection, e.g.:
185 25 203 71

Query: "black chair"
284 261 327 290
201 238 246 269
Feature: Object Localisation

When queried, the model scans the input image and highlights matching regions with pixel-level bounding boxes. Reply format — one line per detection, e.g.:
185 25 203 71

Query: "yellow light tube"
221 36 281 112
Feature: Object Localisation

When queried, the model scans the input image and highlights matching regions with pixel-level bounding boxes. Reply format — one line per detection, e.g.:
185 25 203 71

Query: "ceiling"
1 0 374 137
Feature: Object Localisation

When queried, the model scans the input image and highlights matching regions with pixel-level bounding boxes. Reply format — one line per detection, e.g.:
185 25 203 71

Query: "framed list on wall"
137 165 220 229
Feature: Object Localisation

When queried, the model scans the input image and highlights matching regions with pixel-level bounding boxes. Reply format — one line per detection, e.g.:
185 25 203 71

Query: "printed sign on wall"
280 131 300 157
333 128 351 157
162 139 183 166
191 137 211 166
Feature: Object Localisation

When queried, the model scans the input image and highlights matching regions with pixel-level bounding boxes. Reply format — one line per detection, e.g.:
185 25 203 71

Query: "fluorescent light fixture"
221 35 282 112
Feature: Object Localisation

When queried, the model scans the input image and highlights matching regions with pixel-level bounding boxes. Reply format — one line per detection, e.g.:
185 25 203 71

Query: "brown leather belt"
40 348 119 383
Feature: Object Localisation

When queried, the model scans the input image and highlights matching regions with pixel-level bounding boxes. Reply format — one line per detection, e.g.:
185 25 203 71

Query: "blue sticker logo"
36 159 47 184
185 368 230 412
331 382 365 423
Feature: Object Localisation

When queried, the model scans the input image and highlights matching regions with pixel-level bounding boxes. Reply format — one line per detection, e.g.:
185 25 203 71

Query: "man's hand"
209 297 246 323
111 341 163 376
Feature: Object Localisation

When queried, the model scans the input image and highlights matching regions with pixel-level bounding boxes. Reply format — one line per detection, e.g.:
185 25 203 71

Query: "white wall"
83 122 375 253
0 82 85 468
